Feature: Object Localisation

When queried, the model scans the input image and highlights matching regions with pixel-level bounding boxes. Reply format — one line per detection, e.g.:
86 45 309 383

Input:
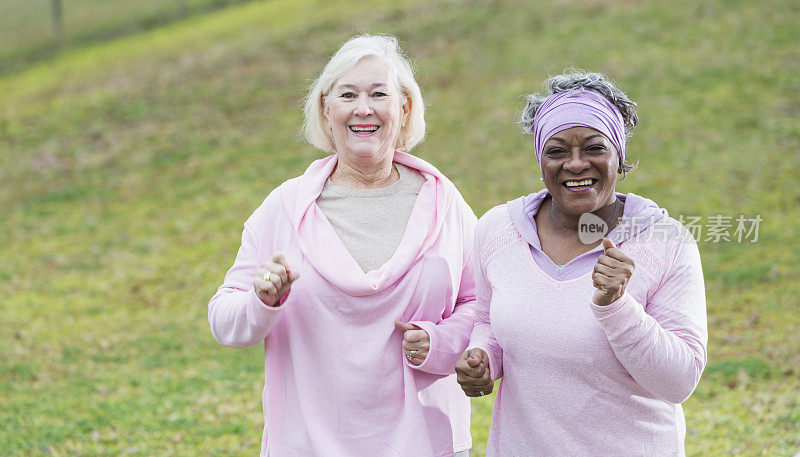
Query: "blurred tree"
51 0 64 45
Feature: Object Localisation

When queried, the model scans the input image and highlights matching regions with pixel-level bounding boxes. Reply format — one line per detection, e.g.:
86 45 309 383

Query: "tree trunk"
51 0 64 46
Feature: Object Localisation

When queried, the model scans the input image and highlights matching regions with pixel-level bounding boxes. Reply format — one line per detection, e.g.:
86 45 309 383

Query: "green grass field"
0 0 249 76
1 0 799 455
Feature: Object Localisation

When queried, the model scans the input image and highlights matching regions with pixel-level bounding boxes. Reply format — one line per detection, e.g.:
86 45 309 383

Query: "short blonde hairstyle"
303 34 426 153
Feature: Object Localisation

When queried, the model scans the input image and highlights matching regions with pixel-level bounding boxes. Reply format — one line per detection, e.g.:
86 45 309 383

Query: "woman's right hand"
455 348 493 397
254 252 299 307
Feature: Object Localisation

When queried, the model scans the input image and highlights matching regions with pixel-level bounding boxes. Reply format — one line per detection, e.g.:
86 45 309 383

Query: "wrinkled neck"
330 156 398 189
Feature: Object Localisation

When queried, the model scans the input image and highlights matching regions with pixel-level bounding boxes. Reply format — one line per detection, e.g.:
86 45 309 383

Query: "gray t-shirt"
316 163 427 272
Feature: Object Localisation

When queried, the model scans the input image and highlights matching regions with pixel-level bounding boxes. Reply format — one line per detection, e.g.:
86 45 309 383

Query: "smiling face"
540 126 620 218
323 56 410 165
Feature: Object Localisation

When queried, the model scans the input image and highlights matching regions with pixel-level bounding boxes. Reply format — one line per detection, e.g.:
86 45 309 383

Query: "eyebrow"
335 82 389 90
548 133 604 144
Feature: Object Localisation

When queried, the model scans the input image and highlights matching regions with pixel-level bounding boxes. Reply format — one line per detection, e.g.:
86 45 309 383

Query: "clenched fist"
254 252 299 307
592 238 635 306
395 321 430 365
455 348 493 397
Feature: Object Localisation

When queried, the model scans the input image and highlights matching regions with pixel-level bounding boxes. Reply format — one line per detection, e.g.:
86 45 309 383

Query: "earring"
539 177 544 181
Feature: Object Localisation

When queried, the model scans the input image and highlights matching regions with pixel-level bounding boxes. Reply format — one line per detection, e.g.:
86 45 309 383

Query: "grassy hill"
1 0 798 455
0 0 251 76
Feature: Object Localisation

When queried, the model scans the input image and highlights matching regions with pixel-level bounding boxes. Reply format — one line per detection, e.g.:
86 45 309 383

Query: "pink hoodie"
209 151 477 457
470 190 708 456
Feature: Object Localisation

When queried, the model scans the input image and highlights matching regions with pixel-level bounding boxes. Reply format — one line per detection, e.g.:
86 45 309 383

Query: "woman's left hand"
592 238 636 306
395 321 430 365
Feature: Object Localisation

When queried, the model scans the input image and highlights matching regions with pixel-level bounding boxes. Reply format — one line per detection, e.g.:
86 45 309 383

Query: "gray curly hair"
520 69 639 178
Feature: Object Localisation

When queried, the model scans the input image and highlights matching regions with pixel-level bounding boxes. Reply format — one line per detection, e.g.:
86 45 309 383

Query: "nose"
563 149 590 173
353 94 373 116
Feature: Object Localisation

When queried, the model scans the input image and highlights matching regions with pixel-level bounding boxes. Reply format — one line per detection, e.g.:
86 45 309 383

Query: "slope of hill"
1 0 798 455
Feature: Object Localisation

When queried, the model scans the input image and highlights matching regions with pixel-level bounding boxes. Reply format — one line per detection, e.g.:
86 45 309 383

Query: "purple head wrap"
533 88 626 166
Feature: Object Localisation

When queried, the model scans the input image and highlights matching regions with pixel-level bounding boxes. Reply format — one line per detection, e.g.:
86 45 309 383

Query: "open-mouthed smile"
349 124 380 137
562 178 597 192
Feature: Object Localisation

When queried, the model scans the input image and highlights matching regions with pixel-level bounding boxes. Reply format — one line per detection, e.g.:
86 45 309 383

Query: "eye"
586 145 606 154
371 91 388 97
544 147 565 156
340 91 356 99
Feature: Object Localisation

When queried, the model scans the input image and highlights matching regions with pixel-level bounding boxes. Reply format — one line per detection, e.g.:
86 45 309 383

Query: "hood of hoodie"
282 151 455 297
508 189 669 249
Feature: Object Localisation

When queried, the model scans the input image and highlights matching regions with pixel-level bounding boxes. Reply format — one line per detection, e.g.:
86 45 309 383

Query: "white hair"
303 34 426 153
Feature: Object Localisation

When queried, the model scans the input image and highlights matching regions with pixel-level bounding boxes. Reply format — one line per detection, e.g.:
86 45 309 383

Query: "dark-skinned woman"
455 70 707 456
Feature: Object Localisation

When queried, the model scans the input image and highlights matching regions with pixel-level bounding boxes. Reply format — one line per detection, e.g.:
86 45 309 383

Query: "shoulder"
451 187 477 224
624 215 701 281
474 204 525 264
245 177 301 228
476 205 514 238
400 157 477 223
644 215 699 257
658 215 702 266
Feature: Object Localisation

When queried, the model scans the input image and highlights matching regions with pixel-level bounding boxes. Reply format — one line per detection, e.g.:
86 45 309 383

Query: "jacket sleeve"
208 220 288 349
406 199 478 376
468 219 504 381
591 238 708 403
408 254 476 376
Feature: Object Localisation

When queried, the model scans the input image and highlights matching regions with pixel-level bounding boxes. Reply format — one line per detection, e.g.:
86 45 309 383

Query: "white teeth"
564 179 594 188
350 126 379 133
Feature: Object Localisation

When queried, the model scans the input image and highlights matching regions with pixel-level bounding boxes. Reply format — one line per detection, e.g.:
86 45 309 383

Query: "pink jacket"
209 151 477 457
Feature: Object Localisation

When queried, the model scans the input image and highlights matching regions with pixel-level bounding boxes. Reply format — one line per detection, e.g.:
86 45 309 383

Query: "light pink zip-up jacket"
209 151 477 457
